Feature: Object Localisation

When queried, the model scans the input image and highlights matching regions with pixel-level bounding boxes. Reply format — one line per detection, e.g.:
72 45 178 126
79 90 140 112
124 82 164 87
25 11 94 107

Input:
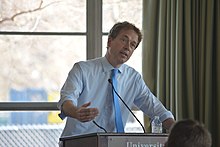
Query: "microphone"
108 79 146 133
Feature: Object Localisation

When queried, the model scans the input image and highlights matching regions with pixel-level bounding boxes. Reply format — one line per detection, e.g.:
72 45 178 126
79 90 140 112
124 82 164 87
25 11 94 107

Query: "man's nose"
124 41 132 51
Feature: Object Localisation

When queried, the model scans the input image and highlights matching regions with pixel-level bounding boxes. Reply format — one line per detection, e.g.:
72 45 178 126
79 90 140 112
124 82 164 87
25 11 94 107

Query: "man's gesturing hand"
75 102 99 122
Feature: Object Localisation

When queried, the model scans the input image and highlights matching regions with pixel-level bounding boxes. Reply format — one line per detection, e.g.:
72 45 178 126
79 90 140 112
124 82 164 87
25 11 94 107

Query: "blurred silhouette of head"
165 119 212 147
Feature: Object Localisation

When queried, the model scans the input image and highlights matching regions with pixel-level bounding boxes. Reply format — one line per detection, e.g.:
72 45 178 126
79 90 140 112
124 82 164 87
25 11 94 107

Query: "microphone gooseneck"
108 79 146 133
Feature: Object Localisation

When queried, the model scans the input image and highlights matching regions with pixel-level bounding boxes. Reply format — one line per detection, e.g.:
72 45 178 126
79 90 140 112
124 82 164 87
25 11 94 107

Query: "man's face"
106 29 139 68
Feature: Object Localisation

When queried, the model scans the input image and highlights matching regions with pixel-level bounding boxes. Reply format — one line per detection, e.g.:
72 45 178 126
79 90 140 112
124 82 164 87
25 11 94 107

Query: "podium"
60 133 168 147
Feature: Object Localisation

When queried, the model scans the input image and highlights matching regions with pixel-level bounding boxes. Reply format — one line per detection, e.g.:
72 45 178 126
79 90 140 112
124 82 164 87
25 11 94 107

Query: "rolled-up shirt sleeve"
159 111 174 122
57 63 83 110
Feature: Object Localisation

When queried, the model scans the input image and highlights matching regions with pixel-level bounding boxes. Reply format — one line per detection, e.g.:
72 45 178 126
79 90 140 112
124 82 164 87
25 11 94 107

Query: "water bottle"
151 116 162 133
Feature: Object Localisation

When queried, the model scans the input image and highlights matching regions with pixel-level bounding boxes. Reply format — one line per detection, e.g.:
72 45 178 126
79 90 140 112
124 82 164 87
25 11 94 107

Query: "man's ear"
107 37 112 48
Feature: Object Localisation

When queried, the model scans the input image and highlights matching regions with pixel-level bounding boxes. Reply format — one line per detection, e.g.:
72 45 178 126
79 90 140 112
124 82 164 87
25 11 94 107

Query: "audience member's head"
165 119 212 147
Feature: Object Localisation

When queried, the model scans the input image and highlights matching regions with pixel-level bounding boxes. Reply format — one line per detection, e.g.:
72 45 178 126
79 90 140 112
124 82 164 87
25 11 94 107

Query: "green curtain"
142 0 220 146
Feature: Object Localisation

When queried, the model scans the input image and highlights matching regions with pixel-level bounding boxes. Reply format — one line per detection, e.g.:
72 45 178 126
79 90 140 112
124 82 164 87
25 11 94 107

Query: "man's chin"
120 58 128 64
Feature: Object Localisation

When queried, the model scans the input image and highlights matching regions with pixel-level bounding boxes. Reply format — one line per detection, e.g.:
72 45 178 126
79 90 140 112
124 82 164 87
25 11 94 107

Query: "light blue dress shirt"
57 57 174 137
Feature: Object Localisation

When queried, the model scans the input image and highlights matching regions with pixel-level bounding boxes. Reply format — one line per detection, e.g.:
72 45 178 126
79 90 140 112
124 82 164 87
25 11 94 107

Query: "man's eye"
131 43 136 49
121 38 126 42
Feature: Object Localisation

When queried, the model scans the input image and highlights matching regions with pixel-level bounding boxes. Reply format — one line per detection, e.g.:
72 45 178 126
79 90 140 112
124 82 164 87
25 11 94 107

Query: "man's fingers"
79 108 99 117
76 102 99 122
81 102 91 108
77 108 99 122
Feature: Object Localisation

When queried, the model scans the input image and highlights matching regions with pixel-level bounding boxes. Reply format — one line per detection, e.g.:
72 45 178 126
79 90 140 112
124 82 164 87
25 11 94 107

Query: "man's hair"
166 119 212 147
108 21 142 49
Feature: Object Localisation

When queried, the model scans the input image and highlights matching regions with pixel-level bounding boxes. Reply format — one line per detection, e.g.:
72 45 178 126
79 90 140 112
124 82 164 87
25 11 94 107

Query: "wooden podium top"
60 132 168 141
60 133 168 147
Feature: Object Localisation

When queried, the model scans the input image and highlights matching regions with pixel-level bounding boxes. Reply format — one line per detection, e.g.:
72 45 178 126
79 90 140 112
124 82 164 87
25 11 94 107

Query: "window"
0 0 86 104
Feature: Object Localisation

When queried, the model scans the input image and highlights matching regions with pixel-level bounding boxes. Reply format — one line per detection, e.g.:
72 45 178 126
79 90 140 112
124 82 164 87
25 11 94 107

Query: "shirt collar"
100 57 124 74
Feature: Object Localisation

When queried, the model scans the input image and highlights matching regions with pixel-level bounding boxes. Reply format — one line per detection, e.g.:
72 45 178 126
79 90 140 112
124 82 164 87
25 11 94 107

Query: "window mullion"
86 0 103 59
